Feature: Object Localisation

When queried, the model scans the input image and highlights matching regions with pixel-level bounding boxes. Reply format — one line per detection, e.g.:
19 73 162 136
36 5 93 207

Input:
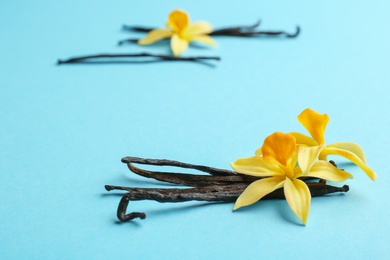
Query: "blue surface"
1 0 389 259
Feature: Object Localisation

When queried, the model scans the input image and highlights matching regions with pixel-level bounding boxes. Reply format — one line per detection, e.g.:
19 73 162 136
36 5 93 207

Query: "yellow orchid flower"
138 9 217 56
289 108 377 181
231 132 351 225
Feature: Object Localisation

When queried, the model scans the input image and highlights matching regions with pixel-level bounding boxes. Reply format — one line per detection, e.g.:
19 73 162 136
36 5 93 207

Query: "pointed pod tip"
342 185 349 192
105 185 113 191
121 157 128 163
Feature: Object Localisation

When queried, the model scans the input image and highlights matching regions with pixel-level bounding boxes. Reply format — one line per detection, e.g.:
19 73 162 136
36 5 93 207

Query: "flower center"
281 164 295 179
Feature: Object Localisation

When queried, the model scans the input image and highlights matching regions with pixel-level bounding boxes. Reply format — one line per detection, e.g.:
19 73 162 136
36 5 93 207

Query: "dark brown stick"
209 20 262 35
121 157 236 176
121 21 299 37
122 20 262 34
57 53 220 64
117 195 146 221
118 23 300 45
222 26 300 38
126 162 258 187
106 157 348 222
106 183 349 221
210 26 300 38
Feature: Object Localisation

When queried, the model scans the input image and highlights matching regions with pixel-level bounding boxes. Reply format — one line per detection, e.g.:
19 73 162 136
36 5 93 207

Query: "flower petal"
306 161 353 181
138 29 173 45
297 145 324 175
184 21 213 35
189 35 217 46
262 132 297 166
170 34 189 56
255 147 262 155
284 178 311 225
288 132 318 146
167 10 189 33
233 177 285 210
231 156 283 177
297 108 329 145
327 142 366 163
321 147 377 180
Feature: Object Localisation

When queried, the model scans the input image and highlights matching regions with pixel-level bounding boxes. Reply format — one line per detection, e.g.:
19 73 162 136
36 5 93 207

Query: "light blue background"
1 0 389 259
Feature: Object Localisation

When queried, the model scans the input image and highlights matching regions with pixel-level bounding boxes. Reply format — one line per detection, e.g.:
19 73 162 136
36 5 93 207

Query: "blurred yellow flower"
138 10 217 56
231 132 351 225
289 108 377 180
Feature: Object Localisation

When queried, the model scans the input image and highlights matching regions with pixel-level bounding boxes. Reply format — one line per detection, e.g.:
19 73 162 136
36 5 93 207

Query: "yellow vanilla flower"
138 9 217 56
232 132 351 225
288 108 377 180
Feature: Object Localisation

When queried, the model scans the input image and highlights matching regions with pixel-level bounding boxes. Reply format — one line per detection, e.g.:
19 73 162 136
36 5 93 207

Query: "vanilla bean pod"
121 156 236 176
106 157 349 222
222 26 300 38
105 183 349 201
112 185 248 221
125 162 258 187
106 184 248 201
57 53 220 64
122 20 262 35
208 20 262 35
118 21 299 45
106 183 349 221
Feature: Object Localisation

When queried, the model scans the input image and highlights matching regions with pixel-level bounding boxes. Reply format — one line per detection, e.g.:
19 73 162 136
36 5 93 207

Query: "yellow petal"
327 142 366 163
307 161 353 181
170 34 189 56
297 108 329 145
284 178 311 225
288 132 318 146
233 177 285 210
189 35 217 46
167 9 189 33
255 147 262 155
297 145 324 175
138 29 173 45
231 156 283 177
321 147 377 180
184 21 213 35
262 132 297 166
